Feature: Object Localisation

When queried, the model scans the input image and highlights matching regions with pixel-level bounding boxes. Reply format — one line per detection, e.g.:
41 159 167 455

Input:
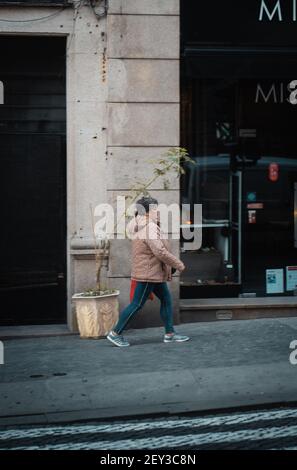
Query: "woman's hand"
178 262 186 273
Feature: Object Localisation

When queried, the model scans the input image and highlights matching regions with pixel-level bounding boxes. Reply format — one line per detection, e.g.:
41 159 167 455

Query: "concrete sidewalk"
1 317 297 426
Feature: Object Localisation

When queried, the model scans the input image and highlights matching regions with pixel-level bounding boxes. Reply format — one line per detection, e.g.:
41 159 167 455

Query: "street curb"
1 398 297 428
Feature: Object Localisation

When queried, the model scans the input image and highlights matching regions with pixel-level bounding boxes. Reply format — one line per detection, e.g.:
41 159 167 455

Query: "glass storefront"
180 2 297 299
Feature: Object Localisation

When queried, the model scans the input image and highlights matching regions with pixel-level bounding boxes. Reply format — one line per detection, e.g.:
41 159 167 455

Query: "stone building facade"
0 0 181 330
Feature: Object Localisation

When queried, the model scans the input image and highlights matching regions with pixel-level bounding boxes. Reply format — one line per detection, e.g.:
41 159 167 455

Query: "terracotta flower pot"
72 290 120 339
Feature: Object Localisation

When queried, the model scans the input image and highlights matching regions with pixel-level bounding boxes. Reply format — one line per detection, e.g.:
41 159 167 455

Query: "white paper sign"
286 266 297 291
266 269 284 294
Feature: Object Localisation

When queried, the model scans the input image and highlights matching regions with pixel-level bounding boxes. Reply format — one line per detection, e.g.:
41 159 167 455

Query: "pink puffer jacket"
126 211 185 283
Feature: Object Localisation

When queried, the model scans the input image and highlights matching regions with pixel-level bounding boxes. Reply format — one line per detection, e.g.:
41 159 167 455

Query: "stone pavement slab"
1 317 297 425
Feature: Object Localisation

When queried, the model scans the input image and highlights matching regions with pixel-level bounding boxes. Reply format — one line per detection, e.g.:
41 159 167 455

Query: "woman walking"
107 196 190 347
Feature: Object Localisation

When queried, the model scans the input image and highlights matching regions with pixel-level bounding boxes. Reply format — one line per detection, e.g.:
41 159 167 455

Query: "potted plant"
72 147 195 339
72 209 120 339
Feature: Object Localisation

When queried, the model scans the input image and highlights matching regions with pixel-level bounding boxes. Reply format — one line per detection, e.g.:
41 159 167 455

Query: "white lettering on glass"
259 0 297 21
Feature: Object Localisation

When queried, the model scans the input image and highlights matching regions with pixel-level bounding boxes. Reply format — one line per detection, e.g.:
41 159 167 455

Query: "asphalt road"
1 405 297 450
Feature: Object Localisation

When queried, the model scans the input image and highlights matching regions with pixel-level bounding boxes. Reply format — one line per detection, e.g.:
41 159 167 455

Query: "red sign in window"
268 163 279 182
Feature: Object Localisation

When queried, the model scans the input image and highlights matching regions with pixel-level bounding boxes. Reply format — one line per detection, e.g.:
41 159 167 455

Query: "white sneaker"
107 331 130 347
164 332 190 343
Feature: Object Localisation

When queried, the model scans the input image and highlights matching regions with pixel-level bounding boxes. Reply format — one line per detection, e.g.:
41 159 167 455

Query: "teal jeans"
113 281 175 335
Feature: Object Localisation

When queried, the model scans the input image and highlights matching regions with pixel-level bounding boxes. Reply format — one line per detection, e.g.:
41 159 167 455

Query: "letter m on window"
259 0 283 21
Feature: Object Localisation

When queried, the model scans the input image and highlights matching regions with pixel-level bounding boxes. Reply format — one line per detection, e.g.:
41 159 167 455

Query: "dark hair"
135 196 158 216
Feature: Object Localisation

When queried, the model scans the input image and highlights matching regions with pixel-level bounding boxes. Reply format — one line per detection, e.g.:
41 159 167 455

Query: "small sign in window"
286 266 297 291
266 268 284 294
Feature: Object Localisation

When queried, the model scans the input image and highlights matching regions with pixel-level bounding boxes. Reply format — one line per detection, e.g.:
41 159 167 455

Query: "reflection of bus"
180 155 297 298
182 155 297 231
